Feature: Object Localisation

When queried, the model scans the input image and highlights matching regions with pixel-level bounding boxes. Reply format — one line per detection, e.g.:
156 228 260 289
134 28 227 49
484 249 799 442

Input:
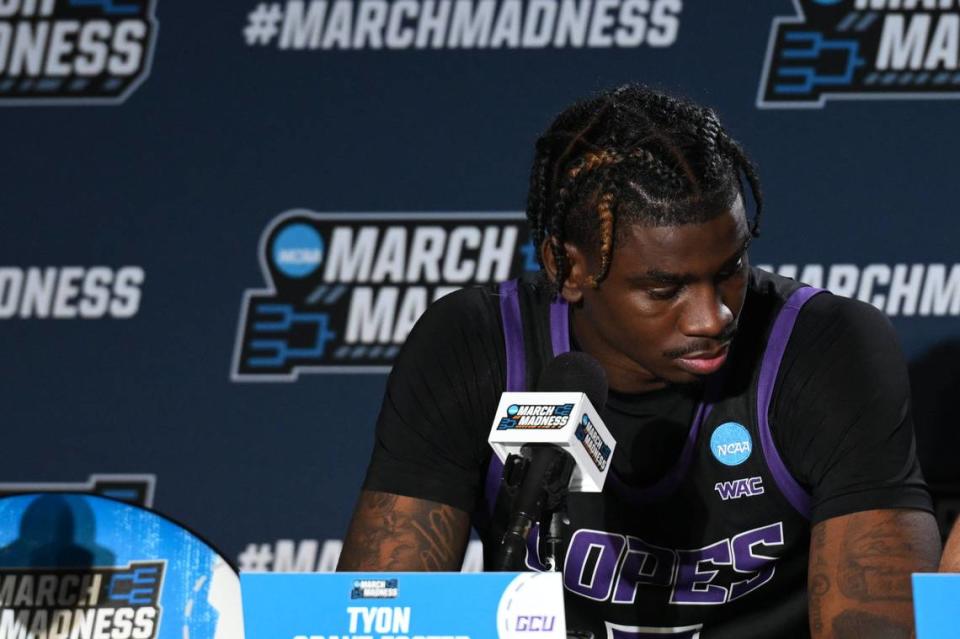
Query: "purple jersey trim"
546 295 718 504
485 280 526 513
499 279 526 392
487 281 825 519
552 296 719 505
550 299 570 357
757 286 825 519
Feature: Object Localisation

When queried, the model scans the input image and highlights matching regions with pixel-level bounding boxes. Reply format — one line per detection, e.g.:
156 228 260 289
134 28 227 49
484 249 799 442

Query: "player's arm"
337 490 471 571
770 294 941 637
336 288 504 572
808 508 940 638
938 517 960 572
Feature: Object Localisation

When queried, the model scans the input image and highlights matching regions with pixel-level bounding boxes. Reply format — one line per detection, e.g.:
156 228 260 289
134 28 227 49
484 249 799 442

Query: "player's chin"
661 364 711 385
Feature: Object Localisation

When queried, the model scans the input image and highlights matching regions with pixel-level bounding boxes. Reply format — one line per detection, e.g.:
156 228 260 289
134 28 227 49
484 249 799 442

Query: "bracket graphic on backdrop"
231 210 537 381
758 0 960 108
0 473 156 507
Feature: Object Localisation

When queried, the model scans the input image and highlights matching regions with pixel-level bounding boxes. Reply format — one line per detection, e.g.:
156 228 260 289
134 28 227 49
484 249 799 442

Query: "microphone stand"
542 508 569 572
493 444 574 572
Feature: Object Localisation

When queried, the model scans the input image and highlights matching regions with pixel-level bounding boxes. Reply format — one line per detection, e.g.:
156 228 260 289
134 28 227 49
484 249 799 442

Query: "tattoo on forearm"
410 506 461 570
810 510 940 638
809 523 831 634
337 492 468 571
838 511 930 602
832 610 911 639
809 575 830 633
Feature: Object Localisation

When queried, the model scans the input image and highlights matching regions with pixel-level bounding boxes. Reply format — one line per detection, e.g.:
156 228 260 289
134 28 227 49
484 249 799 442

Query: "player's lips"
675 344 730 376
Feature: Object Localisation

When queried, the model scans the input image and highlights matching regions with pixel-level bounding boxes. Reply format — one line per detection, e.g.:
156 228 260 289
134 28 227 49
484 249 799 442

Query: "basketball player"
338 86 940 638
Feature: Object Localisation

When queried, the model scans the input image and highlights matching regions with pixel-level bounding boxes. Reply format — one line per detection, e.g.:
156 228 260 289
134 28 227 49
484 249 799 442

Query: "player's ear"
541 237 588 304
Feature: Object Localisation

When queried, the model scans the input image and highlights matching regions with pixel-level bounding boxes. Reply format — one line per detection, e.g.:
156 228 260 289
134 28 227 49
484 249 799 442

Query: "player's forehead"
612 204 750 281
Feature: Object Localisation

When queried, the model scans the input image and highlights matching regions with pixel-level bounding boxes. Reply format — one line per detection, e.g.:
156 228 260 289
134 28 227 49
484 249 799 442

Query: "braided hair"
526 85 762 290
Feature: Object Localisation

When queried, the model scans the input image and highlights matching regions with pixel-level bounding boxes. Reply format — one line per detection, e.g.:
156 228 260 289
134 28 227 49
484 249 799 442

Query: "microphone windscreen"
536 352 609 410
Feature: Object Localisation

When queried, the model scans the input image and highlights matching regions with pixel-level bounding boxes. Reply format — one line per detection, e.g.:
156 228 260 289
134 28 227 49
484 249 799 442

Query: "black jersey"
364 268 931 639
481 272 816 638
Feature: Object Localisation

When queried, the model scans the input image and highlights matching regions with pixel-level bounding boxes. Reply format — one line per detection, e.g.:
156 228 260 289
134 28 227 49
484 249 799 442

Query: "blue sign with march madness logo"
0 494 243 639
913 573 960 639
242 572 566 639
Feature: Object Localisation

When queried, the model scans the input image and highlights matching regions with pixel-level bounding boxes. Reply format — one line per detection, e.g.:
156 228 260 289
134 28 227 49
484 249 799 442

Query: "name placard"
913 573 960 639
241 572 565 639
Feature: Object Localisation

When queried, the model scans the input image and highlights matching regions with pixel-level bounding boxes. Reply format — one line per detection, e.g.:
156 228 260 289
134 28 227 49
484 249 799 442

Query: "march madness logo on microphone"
575 414 611 472
232 210 537 381
0 0 158 105
497 403 575 430
758 0 960 108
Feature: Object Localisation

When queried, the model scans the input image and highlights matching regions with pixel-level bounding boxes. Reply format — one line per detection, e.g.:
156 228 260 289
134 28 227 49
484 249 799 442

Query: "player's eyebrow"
635 269 695 286
628 235 752 287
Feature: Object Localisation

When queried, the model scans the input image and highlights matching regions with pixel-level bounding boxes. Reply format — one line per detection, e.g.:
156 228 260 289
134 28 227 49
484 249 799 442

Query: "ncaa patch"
710 422 753 466
0 0 159 106
758 0 960 108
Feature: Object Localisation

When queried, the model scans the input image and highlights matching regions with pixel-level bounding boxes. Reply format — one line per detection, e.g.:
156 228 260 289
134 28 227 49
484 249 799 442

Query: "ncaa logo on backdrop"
710 422 752 466
0 0 158 105
273 223 325 278
759 0 960 108
231 210 537 381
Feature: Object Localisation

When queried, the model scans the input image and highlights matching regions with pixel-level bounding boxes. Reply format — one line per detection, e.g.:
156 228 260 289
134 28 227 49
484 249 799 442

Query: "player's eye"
717 257 745 281
647 286 681 301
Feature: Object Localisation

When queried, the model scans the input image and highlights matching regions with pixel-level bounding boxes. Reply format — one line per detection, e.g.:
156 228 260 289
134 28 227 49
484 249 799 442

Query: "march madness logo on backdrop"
0 0 158 105
231 210 536 381
758 0 960 108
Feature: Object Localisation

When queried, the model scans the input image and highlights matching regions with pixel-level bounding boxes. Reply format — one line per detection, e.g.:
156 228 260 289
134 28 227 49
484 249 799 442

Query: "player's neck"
570 310 668 395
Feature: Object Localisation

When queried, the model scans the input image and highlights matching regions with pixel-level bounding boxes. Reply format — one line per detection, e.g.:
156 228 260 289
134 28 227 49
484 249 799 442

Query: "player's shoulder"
389 283 508 389
405 281 504 344
421 273 551 322
748 266 894 340
797 287 897 344
428 282 501 316
768 273 909 431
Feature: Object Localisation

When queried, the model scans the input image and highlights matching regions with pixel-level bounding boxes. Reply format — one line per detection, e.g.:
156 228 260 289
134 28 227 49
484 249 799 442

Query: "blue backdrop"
2 0 958 571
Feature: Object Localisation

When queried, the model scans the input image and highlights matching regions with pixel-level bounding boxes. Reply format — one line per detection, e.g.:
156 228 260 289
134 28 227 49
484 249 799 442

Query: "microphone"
488 352 616 571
